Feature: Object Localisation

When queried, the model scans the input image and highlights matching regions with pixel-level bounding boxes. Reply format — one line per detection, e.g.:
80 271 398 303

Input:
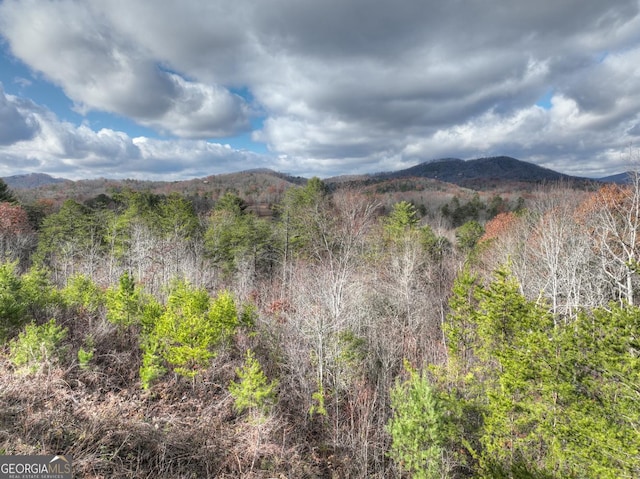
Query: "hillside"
3 172 68 189
375 156 590 188
4 156 609 208
9 169 305 211
597 171 634 184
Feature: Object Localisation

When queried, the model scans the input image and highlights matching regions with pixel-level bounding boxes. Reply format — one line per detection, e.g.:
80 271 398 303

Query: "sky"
1 1 640 181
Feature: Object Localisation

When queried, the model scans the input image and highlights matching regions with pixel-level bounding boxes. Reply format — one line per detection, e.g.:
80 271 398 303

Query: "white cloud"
0 87 269 180
0 0 250 139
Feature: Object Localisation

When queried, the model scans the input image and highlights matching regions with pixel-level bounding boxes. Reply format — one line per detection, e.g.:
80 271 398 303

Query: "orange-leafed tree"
0 202 34 264
480 211 519 243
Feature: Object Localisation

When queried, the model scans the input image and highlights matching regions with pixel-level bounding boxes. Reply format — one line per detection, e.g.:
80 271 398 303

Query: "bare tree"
526 186 598 320
580 173 640 306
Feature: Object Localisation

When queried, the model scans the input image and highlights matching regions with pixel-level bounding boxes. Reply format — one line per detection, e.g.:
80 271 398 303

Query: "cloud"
1 0 640 178
0 86 271 180
0 0 250 139
143 74 251 138
0 84 40 145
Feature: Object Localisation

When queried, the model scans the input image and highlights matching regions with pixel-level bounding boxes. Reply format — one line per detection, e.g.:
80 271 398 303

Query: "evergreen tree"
34 199 104 280
9 319 67 374
140 282 240 385
444 267 481 376
0 261 27 342
387 361 449 479
0 178 17 203
455 220 484 251
554 305 640 477
105 271 145 327
443 263 640 478
277 177 330 259
384 201 419 239
229 349 278 417
60 274 104 314
205 193 274 277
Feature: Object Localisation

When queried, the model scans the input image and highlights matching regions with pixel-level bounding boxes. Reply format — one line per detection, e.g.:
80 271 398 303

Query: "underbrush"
0 316 344 478
0 359 326 478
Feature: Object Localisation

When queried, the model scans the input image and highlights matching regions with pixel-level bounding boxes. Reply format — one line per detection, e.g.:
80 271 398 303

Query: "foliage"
486 194 507 218
0 179 16 204
0 202 34 264
480 211 519 243
387 361 448 479
60 274 104 313
140 282 240 385
309 382 328 417
554 305 640 477
277 177 329 257
239 301 258 328
444 267 480 370
9 319 67 374
0 262 51 341
215 192 247 215
455 220 484 251
0 202 32 235
105 271 145 327
155 193 200 241
7 176 640 477
384 201 419 239
34 199 104 267
442 264 640 478
0 262 26 341
383 200 450 261
419 223 450 259
205 193 274 276
139 339 166 389
19 266 57 318
77 338 95 370
441 194 485 227
229 349 278 416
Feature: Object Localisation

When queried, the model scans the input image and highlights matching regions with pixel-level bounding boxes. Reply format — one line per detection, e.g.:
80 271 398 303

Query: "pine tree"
0 261 27 342
140 283 241 385
384 201 419 238
387 361 448 479
0 178 16 203
105 271 144 327
9 319 67 374
229 349 278 417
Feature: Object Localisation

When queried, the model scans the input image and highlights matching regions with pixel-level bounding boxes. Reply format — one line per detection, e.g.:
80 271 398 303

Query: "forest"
0 173 638 478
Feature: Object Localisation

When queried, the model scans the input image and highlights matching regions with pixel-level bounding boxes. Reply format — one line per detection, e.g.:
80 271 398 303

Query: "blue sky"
1 0 640 180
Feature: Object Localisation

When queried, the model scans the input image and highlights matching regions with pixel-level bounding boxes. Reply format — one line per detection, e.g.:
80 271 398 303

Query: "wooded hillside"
0 175 638 478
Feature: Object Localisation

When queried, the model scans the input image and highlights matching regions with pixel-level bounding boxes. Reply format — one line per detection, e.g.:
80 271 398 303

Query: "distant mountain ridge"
3 173 68 189
375 156 588 187
2 156 627 192
596 171 636 184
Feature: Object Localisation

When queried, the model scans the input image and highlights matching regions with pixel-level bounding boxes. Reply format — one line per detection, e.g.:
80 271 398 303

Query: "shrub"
77 336 95 370
9 319 67 374
140 282 241 387
229 349 278 417
60 274 104 313
387 362 447 479
0 262 26 342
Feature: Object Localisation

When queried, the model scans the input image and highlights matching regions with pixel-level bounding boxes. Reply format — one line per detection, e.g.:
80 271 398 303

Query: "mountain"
596 172 635 184
3 156 612 199
3 173 68 189
375 156 587 188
